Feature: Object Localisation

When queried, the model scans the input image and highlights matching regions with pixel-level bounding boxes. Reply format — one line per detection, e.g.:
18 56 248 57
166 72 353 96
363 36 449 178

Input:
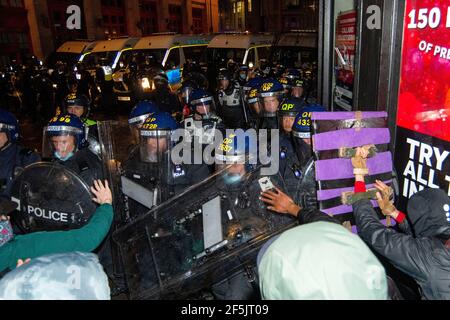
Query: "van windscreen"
129 49 167 66
204 48 246 66
82 51 119 69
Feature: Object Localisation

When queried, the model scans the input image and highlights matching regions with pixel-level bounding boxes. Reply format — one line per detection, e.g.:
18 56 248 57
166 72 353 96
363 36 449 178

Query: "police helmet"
44 114 87 157
278 98 305 118
286 69 302 80
292 78 305 88
215 131 257 165
243 77 263 94
278 77 291 90
128 101 160 126
258 78 285 99
63 93 91 118
140 112 178 136
293 104 326 139
247 86 260 105
178 79 199 105
217 69 233 81
189 89 216 119
0 109 19 144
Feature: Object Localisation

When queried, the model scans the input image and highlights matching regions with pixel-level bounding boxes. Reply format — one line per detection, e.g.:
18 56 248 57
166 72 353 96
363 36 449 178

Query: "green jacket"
0 204 113 273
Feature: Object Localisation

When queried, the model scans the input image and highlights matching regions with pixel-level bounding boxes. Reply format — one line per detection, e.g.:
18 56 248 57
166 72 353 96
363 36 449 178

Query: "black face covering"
293 137 312 168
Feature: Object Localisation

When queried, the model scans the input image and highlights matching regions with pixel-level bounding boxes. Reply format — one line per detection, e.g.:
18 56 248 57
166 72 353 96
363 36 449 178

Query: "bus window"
166 48 180 69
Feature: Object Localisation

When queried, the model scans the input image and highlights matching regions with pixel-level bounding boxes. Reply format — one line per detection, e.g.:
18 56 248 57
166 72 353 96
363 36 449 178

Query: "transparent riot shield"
10 162 97 233
97 120 136 226
112 165 298 300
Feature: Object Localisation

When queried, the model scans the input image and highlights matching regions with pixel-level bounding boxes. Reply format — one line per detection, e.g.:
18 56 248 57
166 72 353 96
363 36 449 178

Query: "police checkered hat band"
247 96 258 104
140 129 171 137
0 123 16 131
215 153 247 163
45 126 83 135
260 91 283 98
191 96 213 105
293 131 311 139
129 113 151 125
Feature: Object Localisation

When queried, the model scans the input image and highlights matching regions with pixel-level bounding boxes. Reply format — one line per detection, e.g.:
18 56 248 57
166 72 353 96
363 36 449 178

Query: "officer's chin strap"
0 141 12 153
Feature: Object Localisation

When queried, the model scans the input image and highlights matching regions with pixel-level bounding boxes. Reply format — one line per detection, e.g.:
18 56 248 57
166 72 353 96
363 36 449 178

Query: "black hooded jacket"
353 188 450 300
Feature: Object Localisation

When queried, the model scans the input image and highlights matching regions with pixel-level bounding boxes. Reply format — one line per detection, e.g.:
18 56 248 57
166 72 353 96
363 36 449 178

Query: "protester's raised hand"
16 259 31 268
374 180 398 217
91 180 113 205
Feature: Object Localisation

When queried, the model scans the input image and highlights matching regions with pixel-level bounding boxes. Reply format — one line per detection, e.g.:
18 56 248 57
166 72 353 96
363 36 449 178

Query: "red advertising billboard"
395 0 450 208
397 0 450 141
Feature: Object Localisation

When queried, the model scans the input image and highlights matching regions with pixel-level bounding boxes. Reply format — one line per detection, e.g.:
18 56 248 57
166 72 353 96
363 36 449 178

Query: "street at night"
0 0 449 306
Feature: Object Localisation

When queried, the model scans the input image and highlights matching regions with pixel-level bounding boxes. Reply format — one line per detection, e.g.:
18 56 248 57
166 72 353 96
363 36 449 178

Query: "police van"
46 40 97 70
113 33 213 103
202 33 274 89
80 37 140 80
273 31 318 69
204 33 274 69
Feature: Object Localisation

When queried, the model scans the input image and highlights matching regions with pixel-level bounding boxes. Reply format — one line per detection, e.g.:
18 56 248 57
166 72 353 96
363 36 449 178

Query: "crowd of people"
0 55 448 300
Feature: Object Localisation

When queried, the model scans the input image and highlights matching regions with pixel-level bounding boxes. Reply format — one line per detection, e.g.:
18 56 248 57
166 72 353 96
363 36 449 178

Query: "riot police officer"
257 78 285 130
185 88 224 143
128 100 160 146
243 77 264 129
148 71 182 116
277 98 307 202
63 92 103 159
288 103 326 207
42 114 104 187
216 69 246 129
63 93 96 127
236 64 249 86
123 112 209 220
211 131 294 300
0 109 40 198
178 79 199 119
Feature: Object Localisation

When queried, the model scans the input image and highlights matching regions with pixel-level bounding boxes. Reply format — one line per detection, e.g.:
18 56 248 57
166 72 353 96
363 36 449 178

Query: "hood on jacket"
258 222 387 300
0 252 110 300
407 188 450 238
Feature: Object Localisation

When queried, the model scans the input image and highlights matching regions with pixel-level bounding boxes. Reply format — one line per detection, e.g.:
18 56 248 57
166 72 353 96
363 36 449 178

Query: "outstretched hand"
374 180 398 218
260 187 300 217
91 180 113 205
16 259 31 268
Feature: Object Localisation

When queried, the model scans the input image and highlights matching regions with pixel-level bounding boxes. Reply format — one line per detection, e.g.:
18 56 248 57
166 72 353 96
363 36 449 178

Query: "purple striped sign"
317 180 393 201
315 152 393 181
312 112 388 121
313 128 390 151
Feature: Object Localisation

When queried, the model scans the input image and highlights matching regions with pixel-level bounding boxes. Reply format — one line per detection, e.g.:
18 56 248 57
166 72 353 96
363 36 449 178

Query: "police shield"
97 120 136 224
113 166 297 300
10 162 96 233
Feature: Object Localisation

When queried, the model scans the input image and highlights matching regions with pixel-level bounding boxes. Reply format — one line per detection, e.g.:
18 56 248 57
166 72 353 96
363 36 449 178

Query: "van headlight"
142 77 150 89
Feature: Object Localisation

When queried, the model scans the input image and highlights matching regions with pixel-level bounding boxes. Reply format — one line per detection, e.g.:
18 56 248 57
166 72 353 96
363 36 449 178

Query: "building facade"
0 0 33 65
20 0 219 60
219 0 318 32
